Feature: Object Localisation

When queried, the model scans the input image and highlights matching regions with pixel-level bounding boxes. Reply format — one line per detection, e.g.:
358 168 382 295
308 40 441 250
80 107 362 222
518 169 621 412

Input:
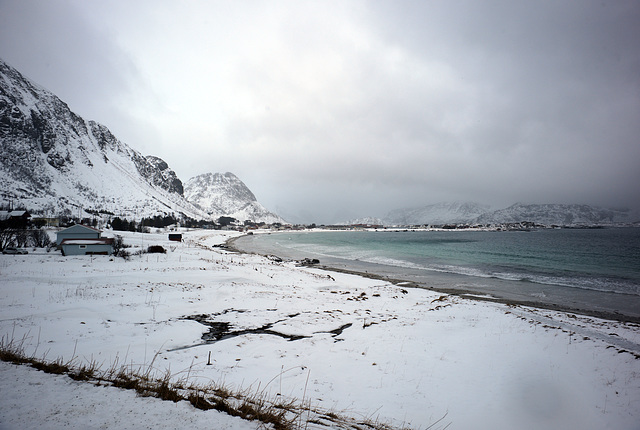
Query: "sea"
232 228 640 322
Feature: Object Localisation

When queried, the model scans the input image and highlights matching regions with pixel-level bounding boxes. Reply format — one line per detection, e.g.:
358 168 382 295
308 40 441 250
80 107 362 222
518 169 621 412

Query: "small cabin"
168 233 182 242
56 224 114 256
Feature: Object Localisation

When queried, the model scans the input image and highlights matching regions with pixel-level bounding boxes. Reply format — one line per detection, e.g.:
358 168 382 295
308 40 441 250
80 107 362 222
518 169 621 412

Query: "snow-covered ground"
1 229 639 430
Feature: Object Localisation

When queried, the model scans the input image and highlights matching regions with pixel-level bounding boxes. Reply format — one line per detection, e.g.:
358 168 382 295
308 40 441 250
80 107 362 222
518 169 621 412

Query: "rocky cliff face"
143 156 184 195
0 58 206 219
184 172 285 224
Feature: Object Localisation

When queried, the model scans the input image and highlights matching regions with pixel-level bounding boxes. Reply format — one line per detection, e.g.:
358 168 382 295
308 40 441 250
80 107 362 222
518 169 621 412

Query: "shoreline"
2 228 639 429
226 233 640 324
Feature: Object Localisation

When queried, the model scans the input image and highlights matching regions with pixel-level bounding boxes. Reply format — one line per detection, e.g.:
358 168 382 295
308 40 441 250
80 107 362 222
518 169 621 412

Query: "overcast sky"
1 0 639 223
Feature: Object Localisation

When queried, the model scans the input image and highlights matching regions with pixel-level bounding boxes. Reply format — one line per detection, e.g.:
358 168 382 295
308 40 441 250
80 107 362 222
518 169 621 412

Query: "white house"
56 225 114 256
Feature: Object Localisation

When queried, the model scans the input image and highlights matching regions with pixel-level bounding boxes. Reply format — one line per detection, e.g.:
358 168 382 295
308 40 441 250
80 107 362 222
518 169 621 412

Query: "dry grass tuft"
188 392 215 410
31 359 69 375
0 336 424 430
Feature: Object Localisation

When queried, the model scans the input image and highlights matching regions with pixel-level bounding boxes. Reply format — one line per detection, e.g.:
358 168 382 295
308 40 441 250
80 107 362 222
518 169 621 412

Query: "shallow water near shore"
233 228 640 322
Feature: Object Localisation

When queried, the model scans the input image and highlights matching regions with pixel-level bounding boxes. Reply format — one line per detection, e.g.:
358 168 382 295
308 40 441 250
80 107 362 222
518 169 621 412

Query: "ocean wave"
360 256 425 270
355 254 639 297
431 265 640 297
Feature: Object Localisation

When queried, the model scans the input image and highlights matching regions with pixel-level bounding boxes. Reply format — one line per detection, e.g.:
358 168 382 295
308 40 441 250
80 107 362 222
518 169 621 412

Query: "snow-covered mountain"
0 58 285 224
0 58 210 220
474 203 635 226
385 202 491 226
184 172 285 224
383 201 636 226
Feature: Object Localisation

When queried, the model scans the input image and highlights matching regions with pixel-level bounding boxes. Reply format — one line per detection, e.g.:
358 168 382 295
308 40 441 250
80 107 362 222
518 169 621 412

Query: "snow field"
1 229 639 429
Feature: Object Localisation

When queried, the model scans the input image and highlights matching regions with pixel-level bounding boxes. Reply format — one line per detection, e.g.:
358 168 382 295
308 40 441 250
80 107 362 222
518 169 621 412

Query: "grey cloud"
0 0 154 147
1 1 638 223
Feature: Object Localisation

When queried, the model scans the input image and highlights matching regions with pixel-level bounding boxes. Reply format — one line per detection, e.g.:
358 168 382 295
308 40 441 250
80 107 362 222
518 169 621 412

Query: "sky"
1 0 639 223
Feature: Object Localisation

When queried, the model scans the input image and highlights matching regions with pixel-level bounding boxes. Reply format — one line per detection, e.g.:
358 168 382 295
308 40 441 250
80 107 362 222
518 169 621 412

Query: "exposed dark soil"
321 323 352 337
176 309 355 350
183 313 308 343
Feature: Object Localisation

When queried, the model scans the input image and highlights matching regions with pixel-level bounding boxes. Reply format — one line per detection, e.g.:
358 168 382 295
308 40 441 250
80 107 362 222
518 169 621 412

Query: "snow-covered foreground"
1 229 639 430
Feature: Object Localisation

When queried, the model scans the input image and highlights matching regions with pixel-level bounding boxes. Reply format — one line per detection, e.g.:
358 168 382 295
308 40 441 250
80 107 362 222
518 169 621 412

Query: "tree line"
108 215 254 232
0 218 51 251
0 206 272 251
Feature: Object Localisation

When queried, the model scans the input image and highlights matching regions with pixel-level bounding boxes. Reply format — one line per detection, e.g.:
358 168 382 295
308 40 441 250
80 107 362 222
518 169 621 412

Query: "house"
59 238 115 256
0 210 31 221
56 224 101 245
0 210 31 227
56 224 114 256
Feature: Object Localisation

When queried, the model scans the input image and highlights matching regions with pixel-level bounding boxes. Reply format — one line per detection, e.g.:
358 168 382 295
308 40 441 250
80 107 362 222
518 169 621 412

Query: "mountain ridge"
385 202 491 226
0 58 208 220
0 58 282 224
474 203 636 226
381 202 637 227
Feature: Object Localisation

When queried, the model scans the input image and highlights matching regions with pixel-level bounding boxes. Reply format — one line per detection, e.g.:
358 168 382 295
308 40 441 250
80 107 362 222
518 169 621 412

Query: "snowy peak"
184 172 285 224
185 172 256 207
0 58 285 224
0 58 207 220
183 172 256 216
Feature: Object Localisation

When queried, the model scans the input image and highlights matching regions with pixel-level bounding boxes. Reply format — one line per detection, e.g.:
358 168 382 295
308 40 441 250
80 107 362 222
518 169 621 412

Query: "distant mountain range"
0 58 283 224
2 59 636 228
473 203 636 226
380 202 637 227
384 202 491 226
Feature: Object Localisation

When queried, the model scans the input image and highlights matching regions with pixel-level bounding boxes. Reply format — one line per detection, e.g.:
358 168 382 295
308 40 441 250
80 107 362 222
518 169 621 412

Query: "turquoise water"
234 228 640 320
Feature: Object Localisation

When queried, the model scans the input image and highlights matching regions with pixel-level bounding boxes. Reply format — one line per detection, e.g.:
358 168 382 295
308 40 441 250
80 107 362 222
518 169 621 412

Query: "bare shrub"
111 235 131 259
13 229 29 248
147 245 166 254
31 229 51 248
0 228 16 251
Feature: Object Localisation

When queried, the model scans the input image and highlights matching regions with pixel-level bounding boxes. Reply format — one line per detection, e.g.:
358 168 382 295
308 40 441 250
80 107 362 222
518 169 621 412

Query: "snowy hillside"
385 202 491 226
184 172 285 224
475 203 636 226
0 58 209 220
381 201 637 227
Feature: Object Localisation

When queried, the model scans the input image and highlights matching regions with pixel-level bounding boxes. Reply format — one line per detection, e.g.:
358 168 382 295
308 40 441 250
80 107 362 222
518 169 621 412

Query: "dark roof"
0 210 31 220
